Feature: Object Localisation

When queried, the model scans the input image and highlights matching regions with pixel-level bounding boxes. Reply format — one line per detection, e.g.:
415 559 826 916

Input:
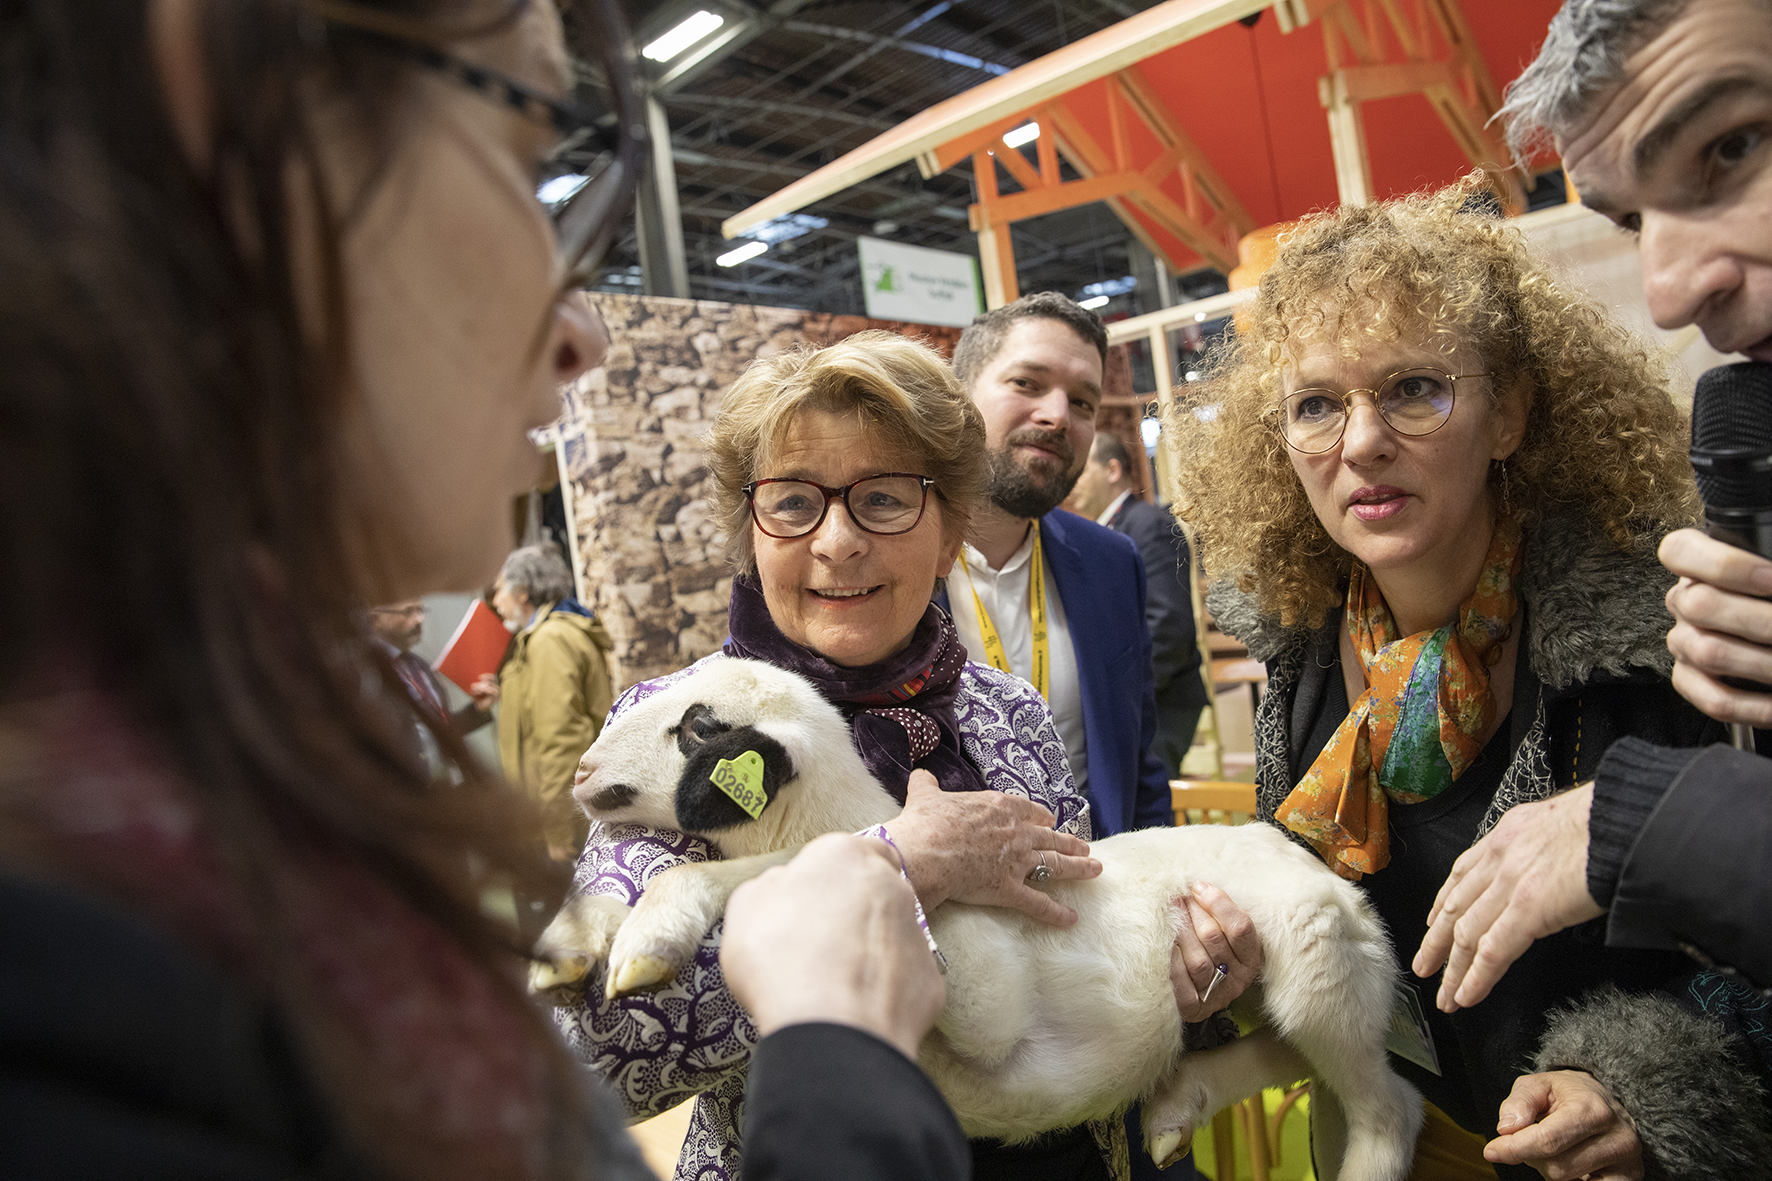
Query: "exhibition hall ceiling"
591 0 1173 314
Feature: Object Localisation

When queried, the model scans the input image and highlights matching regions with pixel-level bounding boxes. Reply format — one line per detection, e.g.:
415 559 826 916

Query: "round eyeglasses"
1271 368 1492 454
744 474 937 540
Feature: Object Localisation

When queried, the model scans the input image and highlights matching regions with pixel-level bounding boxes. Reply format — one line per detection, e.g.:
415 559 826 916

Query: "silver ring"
1028 850 1052 884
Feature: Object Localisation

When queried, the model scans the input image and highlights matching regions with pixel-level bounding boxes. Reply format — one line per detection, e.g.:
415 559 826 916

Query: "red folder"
434 600 514 693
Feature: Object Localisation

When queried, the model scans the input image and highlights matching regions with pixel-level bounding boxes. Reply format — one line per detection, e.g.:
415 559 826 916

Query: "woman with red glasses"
549 330 1120 1181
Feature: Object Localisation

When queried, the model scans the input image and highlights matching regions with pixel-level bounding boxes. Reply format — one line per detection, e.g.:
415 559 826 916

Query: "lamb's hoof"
1146 1129 1193 1170
528 955 589 992
607 953 677 998
527 956 592 1007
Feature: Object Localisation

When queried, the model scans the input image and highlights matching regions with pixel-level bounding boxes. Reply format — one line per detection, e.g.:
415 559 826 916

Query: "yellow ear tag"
710 751 769 820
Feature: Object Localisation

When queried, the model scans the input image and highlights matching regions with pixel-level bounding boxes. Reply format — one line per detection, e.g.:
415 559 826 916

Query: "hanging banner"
856 236 983 328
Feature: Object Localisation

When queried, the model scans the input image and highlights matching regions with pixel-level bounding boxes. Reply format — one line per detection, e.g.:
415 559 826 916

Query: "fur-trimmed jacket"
1210 517 1772 1181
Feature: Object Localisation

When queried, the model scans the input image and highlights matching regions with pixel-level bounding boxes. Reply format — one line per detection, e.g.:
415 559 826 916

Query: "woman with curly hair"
1171 185 1771 1179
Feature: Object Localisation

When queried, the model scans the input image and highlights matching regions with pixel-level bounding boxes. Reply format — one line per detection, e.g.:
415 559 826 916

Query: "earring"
1495 458 1513 514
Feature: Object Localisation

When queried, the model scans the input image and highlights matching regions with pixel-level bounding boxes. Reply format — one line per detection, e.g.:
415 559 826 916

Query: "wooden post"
1321 70 1374 205
978 223 1018 309
972 150 1018 309
1148 326 1174 403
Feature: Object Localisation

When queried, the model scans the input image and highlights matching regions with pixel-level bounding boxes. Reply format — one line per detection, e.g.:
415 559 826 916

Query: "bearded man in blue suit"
941 294 1231 1181
942 292 1171 839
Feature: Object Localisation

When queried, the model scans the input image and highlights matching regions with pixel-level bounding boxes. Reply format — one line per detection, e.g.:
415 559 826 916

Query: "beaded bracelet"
864 825 948 975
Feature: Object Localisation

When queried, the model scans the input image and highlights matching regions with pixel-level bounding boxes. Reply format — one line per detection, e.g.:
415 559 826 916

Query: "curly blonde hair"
707 330 988 574
1171 181 1698 628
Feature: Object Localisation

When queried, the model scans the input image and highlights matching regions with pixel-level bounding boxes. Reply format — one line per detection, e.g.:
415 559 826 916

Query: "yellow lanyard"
957 526 1049 700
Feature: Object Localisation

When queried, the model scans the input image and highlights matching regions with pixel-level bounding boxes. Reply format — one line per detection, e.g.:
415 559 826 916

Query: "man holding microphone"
1412 0 1772 1170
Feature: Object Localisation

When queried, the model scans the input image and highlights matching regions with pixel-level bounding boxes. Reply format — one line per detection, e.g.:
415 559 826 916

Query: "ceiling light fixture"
1078 294 1110 310
536 174 587 205
1001 122 1040 149
716 240 768 267
643 10 725 62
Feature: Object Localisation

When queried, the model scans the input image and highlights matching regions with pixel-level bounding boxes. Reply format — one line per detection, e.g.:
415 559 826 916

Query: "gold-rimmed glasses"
1271 368 1492 454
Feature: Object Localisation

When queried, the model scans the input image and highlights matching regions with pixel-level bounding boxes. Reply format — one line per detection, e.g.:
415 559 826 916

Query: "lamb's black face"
672 702 795 832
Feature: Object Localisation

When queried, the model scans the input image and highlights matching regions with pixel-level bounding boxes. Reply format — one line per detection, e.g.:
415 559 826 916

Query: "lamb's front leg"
529 893 633 1007
1141 1027 1313 1168
604 847 800 998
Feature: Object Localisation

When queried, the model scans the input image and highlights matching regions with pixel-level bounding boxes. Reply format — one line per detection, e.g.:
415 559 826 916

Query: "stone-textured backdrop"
556 294 963 693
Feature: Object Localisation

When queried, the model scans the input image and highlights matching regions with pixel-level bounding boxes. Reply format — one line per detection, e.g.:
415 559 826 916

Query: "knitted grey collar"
1207 515 1677 691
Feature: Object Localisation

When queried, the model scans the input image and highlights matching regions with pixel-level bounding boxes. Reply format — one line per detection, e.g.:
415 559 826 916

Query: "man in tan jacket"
491 544 614 860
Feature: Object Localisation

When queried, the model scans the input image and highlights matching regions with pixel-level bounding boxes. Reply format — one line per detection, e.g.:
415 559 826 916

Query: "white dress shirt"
1095 489 1134 527
948 522 1088 793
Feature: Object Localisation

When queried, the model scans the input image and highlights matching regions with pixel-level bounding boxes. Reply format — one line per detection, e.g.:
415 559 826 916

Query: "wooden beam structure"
964 67 1258 305
716 0 1552 317
720 0 1269 240
1300 0 1526 211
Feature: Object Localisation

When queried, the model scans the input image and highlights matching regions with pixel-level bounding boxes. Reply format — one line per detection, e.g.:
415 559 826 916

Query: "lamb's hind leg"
1280 1020 1421 1181
1141 1027 1313 1169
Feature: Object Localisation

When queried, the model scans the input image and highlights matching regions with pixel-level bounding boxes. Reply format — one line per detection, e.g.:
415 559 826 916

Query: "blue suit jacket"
940 511 1173 837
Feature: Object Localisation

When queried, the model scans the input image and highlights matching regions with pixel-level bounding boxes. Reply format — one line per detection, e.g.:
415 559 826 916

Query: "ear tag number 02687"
710 750 769 819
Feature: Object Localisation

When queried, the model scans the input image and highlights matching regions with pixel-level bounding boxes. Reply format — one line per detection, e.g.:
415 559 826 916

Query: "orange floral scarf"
1275 519 1522 880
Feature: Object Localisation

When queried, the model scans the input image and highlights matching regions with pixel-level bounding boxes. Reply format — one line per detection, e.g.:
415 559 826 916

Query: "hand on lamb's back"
720 833 946 1062
883 770 1101 927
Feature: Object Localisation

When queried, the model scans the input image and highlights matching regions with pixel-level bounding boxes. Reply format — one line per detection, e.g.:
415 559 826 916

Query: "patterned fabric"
723 576 984 798
1276 520 1522 880
553 653 1089 1181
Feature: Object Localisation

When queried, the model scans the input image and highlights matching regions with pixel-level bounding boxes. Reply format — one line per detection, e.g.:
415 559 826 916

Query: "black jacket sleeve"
1115 499 1201 694
0 874 364 1180
1593 740 1772 989
741 1023 969 1181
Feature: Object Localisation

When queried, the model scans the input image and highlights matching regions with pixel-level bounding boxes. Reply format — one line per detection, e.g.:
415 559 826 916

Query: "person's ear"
1106 458 1124 485
938 527 963 576
148 0 215 174
1490 381 1530 462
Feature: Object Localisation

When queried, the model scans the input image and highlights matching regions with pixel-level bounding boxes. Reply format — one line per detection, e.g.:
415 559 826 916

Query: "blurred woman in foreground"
0 2 962 1179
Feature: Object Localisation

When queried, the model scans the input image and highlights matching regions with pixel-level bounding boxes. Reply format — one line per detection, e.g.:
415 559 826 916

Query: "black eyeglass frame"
1268 368 1493 454
314 0 646 288
743 474 939 540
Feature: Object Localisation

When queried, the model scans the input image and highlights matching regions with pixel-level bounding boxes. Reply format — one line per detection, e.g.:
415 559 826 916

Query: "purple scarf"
723 576 986 802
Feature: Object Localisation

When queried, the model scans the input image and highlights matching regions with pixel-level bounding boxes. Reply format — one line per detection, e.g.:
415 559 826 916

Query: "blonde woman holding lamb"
550 331 1244 1181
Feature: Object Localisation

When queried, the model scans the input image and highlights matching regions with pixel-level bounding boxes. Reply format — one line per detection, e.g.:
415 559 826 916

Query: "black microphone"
1689 361 1772 750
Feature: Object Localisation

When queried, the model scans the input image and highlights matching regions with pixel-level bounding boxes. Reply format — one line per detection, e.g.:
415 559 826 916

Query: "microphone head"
1691 361 1772 511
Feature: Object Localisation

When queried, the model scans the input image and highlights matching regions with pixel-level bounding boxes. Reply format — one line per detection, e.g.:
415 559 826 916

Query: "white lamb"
534 658 1421 1178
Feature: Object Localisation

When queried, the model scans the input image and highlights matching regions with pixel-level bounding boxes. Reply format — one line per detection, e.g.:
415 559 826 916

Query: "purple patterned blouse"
553 652 1089 1181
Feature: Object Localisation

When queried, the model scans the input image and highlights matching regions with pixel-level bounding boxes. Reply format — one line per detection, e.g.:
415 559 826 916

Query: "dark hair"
0 1 597 1175
952 291 1109 388
1090 430 1133 471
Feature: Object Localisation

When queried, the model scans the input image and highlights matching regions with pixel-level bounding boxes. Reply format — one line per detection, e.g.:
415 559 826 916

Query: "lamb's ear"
674 703 732 758
674 725 796 833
